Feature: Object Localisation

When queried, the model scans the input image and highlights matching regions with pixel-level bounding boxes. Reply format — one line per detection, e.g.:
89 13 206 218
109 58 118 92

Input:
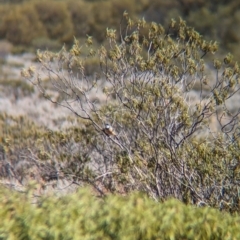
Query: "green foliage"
0 187 240 240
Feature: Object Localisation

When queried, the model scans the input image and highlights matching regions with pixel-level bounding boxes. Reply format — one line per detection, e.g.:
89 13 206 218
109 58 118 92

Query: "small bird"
102 123 117 137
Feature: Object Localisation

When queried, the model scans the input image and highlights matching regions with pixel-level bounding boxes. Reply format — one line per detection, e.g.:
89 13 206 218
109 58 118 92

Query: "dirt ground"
0 53 74 130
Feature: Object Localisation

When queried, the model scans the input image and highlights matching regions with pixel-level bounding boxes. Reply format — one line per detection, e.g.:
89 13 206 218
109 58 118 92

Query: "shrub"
31 37 62 51
66 0 92 39
88 0 149 42
0 187 240 239
0 113 97 194
0 4 46 45
23 15 240 212
144 0 180 23
34 1 74 43
88 1 114 42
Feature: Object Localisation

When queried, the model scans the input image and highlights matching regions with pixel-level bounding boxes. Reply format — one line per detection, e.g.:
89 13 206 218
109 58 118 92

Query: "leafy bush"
0 187 239 239
22 14 240 212
66 0 92 39
34 1 74 43
0 0 240 59
0 4 46 45
0 112 97 193
31 37 62 51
